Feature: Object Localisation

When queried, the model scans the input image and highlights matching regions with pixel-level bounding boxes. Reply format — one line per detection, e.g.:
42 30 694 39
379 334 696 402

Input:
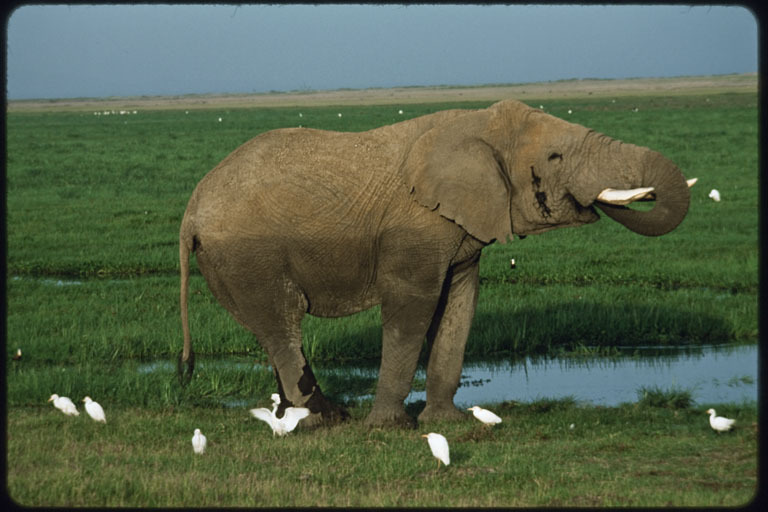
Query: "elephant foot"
364 406 415 429
417 403 466 424
304 391 350 426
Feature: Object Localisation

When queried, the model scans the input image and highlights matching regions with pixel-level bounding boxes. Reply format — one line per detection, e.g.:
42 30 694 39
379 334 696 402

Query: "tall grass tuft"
636 385 694 409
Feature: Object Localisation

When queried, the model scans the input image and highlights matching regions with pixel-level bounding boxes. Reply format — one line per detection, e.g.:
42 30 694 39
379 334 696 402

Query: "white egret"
467 406 502 426
48 394 79 416
421 433 450 469
192 428 207 454
13 348 22 361
709 189 721 202
82 396 106 423
250 397 310 436
706 408 735 433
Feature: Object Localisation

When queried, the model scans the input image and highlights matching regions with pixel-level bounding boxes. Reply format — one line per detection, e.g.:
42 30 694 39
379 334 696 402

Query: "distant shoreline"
6 73 757 112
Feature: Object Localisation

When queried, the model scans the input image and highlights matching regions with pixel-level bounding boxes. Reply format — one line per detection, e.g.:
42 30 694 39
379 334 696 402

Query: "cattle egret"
468 406 502 426
421 433 450 469
82 396 106 423
398 109 404 115
338 113 342 117
250 398 310 436
706 408 735 433
218 117 223 122
709 189 721 202
12 348 22 361
192 428 207 454
48 394 79 416
567 109 573 114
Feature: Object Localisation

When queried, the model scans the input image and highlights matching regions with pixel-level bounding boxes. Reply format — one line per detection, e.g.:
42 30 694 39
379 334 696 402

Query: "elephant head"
401 99 691 242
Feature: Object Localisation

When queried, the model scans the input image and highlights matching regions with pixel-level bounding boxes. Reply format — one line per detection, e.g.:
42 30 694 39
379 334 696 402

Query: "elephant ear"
400 110 513 243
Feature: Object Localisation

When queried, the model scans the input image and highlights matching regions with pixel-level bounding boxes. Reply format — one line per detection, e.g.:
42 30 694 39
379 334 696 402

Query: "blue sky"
5 4 759 100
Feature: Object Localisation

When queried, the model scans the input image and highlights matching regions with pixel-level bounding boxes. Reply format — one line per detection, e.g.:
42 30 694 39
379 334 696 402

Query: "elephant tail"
178 223 195 386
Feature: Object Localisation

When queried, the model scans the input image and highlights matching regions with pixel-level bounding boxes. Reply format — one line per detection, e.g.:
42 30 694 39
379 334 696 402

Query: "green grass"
4 92 759 365
636 385 695 409
6 399 757 507
4 91 759 506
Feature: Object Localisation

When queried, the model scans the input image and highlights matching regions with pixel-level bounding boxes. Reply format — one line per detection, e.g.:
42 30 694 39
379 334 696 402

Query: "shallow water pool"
318 343 758 407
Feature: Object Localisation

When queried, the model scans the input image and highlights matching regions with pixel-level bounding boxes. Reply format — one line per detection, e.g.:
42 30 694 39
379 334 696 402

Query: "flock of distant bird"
46 391 736 467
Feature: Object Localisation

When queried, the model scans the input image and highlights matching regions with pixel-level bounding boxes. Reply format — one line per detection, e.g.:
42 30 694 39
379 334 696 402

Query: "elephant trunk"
584 136 690 237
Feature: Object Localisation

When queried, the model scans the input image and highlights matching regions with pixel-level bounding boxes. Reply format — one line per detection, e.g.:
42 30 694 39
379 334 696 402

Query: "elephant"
179 99 693 427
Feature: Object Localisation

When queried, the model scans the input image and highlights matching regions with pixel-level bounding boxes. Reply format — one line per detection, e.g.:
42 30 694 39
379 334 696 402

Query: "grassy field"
5 82 759 506
6 399 758 507
5 92 759 364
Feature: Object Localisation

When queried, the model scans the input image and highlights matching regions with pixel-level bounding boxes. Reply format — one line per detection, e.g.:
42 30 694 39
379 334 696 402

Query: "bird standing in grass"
706 408 735 433
421 433 450 470
82 396 106 423
192 429 207 454
250 396 310 437
468 406 502 426
48 394 79 416
12 348 22 361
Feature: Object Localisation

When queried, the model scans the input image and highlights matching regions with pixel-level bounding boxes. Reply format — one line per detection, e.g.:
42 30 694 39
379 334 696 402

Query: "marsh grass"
6 400 757 507
636 385 695 409
4 92 759 404
4 274 753 372
5 92 759 505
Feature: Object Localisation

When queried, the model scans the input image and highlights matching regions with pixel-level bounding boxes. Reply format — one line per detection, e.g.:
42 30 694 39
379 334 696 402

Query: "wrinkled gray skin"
180 99 690 427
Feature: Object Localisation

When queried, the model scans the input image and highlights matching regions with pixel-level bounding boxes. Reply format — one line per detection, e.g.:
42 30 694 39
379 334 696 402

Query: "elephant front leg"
365 293 441 428
418 262 480 424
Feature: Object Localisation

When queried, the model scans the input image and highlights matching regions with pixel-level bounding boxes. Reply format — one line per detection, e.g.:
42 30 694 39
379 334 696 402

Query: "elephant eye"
548 152 563 162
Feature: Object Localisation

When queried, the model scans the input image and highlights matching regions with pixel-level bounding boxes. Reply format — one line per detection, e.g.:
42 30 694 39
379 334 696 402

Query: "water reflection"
137 343 757 407
316 343 758 407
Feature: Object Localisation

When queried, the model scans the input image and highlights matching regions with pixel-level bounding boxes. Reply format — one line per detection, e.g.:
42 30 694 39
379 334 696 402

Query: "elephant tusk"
596 186 655 205
615 178 696 203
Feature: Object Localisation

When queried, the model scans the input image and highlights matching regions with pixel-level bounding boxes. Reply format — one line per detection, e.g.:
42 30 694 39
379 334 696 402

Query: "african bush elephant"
179 99 692 427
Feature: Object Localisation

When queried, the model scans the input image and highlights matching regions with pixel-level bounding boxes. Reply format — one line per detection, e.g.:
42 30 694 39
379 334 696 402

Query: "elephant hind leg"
223 274 347 426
